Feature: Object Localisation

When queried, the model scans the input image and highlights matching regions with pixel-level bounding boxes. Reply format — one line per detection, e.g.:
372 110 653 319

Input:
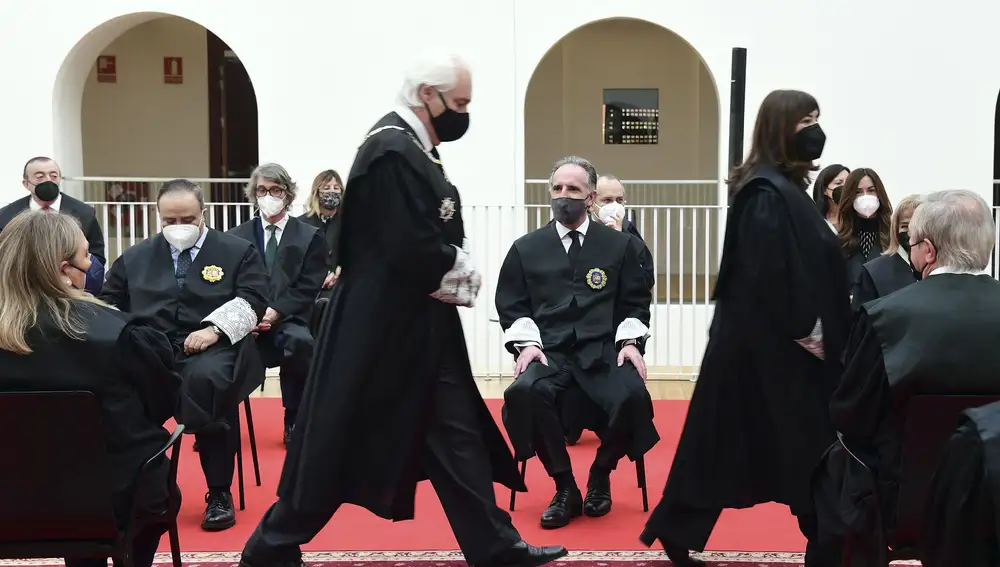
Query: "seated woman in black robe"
300 169 345 331
639 90 851 567
836 168 893 287
850 194 921 310
0 211 181 567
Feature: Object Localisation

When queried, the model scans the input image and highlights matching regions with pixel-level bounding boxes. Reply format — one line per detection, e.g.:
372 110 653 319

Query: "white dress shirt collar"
897 246 909 265
929 265 989 277
262 214 289 233
555 216 590 240
29 193 62 212
394 105 433 152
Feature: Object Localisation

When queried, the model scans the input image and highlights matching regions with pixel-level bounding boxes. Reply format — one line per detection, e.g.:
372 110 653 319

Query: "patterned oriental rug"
0 550 924 566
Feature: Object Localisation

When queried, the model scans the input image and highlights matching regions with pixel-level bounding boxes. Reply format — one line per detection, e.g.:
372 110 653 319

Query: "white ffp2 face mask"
257 195 286 218
598 202 626 224
162 223 201 251
853 194 880 218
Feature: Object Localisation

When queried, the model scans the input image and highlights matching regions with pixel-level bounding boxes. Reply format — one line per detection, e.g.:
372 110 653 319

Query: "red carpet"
161 398 807 555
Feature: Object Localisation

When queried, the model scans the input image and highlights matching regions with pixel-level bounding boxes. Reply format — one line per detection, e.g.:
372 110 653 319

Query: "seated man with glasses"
230 163 327 445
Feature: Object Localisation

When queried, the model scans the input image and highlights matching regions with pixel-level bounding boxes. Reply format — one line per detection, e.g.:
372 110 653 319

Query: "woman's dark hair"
812 164 850 216
836 167 893 256
728 90 820 197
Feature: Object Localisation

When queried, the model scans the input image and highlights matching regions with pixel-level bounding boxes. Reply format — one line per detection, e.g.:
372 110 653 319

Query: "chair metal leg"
236 440 245 511
509 459 527 512
168 522 182 567
243 399 261 486
636 456 648 512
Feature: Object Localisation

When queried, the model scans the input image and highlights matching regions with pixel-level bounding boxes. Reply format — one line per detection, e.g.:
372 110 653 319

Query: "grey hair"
245 163 298 206
908 189 995 271
157 179 205 209
549 156 598 193
397 51 470 107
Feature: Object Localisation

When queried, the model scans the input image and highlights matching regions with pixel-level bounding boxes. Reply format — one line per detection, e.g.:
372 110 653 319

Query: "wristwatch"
621 339 638 348
206 324 221 336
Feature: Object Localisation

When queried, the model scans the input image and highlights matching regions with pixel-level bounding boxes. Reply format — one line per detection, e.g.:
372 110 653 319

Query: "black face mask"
898 231 910 253
909 255 923 281
319 193 341 209
551 197 588 226
830 186 842 204
427 92 470 143
33 181 60 202
794 123 826 161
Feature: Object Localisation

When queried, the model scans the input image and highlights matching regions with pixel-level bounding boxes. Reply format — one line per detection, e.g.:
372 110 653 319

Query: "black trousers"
530 364 628 479
645 502 840 567
258 321 314 421
243 344 521 565
195 403 240 491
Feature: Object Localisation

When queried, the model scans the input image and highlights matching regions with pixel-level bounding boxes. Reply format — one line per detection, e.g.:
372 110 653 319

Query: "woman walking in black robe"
639 90 851 567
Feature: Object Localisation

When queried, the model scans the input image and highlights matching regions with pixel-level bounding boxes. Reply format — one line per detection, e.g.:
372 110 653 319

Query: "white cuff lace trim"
203 297 258 343
429 245 481 308
794 318 825 360
505 317 542 348
615 317 650 344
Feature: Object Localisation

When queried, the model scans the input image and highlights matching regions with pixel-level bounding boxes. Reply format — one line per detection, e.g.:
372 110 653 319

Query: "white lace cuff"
794 318 825 360
505 317 542 348
429 245 481 308
203 297 258 343
615 317 650 345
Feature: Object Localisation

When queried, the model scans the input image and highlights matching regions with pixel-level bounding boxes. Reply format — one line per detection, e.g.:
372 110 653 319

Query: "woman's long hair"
728 89 821 196
305 169 344 217
0 211 106 354
884 194 922 256
812 164 850 217
836 168 893 256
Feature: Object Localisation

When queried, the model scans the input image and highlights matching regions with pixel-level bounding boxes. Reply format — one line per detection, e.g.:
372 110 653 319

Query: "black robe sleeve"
118 322 182 425
235 245 270 326
624 221 655 290
615 238 653 351
83 215 107 266
368 154 458 295
495 244 534 355
850 267 879 311
100 254 131 312
271 230 327 319
829 309 890 447
738 187 818 340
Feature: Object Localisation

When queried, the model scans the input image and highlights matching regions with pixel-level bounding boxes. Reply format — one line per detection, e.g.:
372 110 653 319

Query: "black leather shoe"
238 555 307 567
638 531 705 567
202 491 236 531
283 424 294 446
540 486 582 529
475 540 568 567
583 472 612 517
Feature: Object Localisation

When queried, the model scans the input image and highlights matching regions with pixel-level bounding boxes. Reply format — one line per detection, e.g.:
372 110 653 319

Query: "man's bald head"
593 175 626 214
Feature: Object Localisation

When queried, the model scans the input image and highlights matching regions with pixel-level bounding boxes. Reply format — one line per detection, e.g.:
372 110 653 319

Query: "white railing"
47 177 1000 381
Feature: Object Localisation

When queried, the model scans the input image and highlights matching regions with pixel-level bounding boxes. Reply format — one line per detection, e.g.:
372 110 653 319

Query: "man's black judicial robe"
495 219 659 463
849 252 916 310
623 218 655 291
0 193 106 264
100 230 269 431
813 273 1000 560
922 402 1000 567
642 166 851 552
276 112 524 522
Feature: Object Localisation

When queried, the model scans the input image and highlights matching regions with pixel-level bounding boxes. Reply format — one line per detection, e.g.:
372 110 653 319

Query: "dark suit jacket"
623 217 655 290
0 193 106 265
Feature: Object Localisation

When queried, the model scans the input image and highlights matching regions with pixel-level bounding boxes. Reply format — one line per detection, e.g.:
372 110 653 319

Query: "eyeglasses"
255 186 286 198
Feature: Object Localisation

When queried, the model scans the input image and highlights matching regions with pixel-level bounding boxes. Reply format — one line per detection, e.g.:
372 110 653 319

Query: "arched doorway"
53 12 259 262
523 17 721 307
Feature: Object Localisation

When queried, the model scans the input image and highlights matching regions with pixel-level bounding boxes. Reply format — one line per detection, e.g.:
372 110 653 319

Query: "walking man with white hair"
239 52 567 567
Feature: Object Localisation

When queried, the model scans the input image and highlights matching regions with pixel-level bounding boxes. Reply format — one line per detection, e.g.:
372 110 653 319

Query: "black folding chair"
839 394 1000 566
0 391 184 567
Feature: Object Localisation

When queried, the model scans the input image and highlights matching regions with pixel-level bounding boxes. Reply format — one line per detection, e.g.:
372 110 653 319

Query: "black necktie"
175 249 192 288
430 147 445 175
567 230 582 268
265 224 279 270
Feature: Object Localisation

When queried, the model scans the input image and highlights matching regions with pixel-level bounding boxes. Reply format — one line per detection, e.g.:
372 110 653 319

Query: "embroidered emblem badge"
202 265 224 283
439 198 456 222
586 268 608 290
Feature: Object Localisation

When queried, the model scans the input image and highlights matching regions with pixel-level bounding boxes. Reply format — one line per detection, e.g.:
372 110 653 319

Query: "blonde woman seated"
0 211 181 567
850 194 922 310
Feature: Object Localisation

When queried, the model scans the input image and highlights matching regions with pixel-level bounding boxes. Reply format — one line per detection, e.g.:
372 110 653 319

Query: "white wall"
0 0 996 208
